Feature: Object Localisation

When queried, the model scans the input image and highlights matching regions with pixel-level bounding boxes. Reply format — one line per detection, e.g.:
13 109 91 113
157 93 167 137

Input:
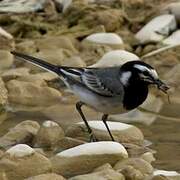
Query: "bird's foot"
89 133 98 142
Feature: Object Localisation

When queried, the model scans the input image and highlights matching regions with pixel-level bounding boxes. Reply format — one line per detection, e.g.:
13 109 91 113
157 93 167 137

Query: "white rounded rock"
57 141 128 158
1 143 52 180
66 121 144 144
90 50 139 67
78 121 131 131
135 14 177 44
85 33 123 45
6 144 35 158
51 141 128 177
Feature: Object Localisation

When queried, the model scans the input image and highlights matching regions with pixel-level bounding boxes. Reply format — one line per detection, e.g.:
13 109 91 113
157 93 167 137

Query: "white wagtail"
11 51 169 141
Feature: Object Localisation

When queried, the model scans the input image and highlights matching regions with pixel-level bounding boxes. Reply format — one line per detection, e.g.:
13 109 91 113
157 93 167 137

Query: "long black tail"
11 51 60 74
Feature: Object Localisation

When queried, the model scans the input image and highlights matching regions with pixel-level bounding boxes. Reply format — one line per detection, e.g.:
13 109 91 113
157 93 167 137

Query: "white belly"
72 85 127 114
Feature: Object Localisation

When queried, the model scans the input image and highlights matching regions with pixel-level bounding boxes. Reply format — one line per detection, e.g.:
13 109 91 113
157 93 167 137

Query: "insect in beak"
154 79 169 93
155 79 171 103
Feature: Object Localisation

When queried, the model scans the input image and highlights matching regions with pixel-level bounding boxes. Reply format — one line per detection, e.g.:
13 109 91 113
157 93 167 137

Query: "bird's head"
120 61 169 93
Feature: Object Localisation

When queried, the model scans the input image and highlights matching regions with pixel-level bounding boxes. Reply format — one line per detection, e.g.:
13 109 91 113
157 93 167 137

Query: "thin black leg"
76 101 97 142
102 114 115 141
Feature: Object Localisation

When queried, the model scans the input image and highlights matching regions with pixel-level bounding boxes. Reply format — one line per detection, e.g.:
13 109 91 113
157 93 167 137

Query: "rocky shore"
0 0 180 179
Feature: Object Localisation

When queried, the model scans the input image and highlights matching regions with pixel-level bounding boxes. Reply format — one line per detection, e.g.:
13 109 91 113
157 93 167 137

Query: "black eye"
143 71 149 76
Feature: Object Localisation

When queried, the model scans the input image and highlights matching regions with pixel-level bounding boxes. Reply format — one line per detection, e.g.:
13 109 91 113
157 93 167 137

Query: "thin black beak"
154 79 170 93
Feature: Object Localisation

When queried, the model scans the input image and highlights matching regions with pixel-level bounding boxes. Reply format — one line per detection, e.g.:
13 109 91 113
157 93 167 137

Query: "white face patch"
134 64 158 79
120 71 132 86
150 69 158 79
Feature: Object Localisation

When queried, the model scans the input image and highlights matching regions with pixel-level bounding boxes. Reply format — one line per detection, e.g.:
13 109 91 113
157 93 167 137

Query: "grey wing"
60 66 124 97
81 68 124 97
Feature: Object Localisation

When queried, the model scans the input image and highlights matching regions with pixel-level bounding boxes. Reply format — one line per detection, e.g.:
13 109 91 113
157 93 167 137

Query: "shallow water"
139 118 180 171
0 102 180 172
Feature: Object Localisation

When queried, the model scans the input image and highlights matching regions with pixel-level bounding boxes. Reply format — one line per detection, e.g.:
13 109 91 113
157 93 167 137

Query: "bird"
11 51 169 142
